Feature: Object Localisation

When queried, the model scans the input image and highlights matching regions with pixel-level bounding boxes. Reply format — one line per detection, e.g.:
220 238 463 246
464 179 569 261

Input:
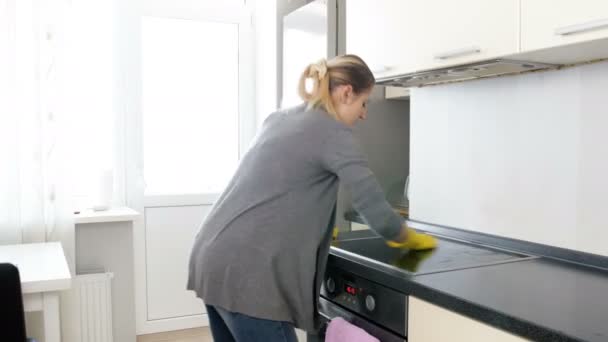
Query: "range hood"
376 59 560 88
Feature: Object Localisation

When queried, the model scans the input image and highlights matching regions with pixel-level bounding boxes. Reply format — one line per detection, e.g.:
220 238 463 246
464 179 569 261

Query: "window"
141 16 241 195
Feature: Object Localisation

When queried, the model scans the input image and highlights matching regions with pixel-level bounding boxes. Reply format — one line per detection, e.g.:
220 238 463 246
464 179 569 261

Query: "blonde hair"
298 54 375 117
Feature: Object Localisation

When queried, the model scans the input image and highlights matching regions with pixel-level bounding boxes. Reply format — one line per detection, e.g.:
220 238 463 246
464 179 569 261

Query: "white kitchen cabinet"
345 0 423 79
409 0 519 71
408 297 528 342
521 0 608 52
345 0 519 79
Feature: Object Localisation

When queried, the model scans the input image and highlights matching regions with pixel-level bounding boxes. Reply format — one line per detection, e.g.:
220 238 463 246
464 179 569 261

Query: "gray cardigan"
187 104 403 332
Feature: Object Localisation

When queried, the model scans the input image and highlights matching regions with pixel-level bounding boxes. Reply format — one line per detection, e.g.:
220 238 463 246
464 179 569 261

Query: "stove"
330 229 530 275
317 229 534 341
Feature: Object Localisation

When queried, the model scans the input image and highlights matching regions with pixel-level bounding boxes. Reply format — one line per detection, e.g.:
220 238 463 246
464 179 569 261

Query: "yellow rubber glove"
392 249 435 272
386 227 438 250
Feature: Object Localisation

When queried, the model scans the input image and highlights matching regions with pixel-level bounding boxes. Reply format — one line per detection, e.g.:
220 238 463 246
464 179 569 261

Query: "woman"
187 54 436 342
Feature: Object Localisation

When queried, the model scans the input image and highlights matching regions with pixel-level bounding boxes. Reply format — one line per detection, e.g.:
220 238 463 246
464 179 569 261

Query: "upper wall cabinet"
345 0 519 79
409 0 519 72
345 0 422 79
521 1 608 52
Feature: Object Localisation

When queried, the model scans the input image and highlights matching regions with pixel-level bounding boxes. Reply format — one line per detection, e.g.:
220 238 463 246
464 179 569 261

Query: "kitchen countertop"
329 229 608 342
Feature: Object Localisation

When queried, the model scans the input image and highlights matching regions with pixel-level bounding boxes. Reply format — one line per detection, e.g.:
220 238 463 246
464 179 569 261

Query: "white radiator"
75 272 114 342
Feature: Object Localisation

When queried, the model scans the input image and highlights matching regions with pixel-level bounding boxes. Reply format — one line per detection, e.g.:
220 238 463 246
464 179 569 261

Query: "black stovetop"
331 230 531 275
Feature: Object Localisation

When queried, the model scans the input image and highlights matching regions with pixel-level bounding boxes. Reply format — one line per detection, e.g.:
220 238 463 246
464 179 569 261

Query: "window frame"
134 0 255 206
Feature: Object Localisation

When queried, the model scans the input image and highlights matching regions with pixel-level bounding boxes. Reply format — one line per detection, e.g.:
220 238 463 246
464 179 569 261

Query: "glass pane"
142 16 239 195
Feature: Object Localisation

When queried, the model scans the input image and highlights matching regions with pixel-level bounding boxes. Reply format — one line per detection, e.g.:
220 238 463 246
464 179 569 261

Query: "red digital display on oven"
344 284 358 296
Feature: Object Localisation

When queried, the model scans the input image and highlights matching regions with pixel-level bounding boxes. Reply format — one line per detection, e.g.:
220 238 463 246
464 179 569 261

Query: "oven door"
313 296 407 342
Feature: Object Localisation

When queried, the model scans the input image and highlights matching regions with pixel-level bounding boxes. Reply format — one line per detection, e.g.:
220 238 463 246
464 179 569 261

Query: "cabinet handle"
555 18 608 36
434 46 481 60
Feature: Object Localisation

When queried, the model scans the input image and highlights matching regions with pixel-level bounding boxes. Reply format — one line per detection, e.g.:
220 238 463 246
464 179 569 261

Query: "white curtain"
1 0 123 247
1 0 39 244
0 0 65 246
2 0 122 340
1 0 76 272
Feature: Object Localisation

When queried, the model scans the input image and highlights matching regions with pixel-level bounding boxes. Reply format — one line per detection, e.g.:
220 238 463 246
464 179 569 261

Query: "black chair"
0 263 36 342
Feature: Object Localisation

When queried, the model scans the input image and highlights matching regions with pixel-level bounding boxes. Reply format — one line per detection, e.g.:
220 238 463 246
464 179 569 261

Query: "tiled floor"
137 328 213 342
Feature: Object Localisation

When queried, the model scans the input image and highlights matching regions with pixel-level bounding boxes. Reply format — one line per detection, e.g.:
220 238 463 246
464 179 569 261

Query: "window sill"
74 207 140 225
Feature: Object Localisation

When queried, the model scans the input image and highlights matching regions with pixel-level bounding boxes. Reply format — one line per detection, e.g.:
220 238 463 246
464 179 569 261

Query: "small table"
0 242 72 342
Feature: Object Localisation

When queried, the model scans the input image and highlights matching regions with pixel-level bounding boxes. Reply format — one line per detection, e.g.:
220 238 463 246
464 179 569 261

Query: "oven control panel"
320 266 407 336
325 278 373 311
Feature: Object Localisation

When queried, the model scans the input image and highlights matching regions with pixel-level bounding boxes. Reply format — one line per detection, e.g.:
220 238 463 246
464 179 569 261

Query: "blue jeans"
206 305 298 342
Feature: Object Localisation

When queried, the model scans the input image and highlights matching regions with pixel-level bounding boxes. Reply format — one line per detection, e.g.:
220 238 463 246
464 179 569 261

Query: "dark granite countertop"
414 258 608 341
330 221 608 342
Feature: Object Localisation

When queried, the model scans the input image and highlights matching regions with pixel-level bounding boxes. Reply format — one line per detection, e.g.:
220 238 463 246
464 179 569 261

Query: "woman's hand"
386 225 438 250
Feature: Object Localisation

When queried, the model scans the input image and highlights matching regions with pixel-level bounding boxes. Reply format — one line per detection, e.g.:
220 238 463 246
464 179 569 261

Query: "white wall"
410 60 608 256
253 0 279 126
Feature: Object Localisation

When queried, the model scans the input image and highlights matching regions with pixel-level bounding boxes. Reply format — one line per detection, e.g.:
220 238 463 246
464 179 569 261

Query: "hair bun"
308 59 328 80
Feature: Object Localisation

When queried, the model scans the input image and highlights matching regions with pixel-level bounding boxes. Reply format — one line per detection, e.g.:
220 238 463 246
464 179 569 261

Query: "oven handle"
318 296 358 322
317 296 406 342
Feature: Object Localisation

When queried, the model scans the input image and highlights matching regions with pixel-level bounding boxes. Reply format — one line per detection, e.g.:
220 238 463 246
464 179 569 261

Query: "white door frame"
123 1 254 335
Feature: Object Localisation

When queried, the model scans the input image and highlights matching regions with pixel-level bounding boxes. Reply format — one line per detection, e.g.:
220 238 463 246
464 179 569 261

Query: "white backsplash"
410 60 608 257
